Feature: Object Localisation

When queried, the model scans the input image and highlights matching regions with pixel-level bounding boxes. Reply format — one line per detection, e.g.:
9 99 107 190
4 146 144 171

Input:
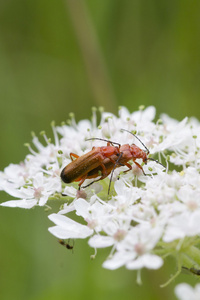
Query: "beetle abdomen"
60 167 74 183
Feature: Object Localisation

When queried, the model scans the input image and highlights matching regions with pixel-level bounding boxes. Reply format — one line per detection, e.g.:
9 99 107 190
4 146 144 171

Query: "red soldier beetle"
60 129 165 194
60 141 121 187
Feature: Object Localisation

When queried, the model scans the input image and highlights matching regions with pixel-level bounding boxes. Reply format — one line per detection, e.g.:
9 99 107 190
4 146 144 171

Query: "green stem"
65 0 117 112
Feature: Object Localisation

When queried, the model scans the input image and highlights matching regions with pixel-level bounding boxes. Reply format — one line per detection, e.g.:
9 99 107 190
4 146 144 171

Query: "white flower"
102 223 163 270
1 172 61 207
2 105 200 285
0 199 37 209
163 210 200 242
175 283 200 300
48 213 93 239
74 197 114 232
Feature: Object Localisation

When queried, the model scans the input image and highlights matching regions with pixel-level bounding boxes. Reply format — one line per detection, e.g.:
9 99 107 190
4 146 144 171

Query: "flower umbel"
1 106 200 285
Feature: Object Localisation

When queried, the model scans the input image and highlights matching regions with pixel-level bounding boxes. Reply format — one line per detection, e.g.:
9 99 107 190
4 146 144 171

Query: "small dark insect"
182 266 200 276
58 239 74 250
61 129 165 194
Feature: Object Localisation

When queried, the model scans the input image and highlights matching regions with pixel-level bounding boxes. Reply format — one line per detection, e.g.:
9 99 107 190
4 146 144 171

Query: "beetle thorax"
130 144 148 162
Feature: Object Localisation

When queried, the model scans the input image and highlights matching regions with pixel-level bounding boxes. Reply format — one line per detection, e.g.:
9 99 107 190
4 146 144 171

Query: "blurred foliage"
1 1 200 299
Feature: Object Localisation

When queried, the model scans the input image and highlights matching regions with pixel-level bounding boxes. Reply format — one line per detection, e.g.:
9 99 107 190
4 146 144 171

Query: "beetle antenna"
148 157 166 168
86 138 121 147
121 129 150 154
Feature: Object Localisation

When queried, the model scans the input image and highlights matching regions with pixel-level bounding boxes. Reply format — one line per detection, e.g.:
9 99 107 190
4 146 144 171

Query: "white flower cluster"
1 106 200 283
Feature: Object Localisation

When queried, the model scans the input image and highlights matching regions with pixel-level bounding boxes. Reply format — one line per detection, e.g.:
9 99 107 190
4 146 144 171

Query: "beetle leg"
107 153 124 194
99 161 108 177
82 176 105 189
82 160 110 189
121 161 146 176
122 162 132 173
78 174 88 188
133 161 146 175
70 153 79 161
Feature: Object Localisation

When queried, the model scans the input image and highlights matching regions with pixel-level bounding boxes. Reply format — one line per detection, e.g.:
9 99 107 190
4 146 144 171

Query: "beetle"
61 129 164 193
61 142 121 187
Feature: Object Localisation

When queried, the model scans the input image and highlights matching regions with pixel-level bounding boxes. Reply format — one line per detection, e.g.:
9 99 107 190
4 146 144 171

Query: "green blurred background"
1 1 200 299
